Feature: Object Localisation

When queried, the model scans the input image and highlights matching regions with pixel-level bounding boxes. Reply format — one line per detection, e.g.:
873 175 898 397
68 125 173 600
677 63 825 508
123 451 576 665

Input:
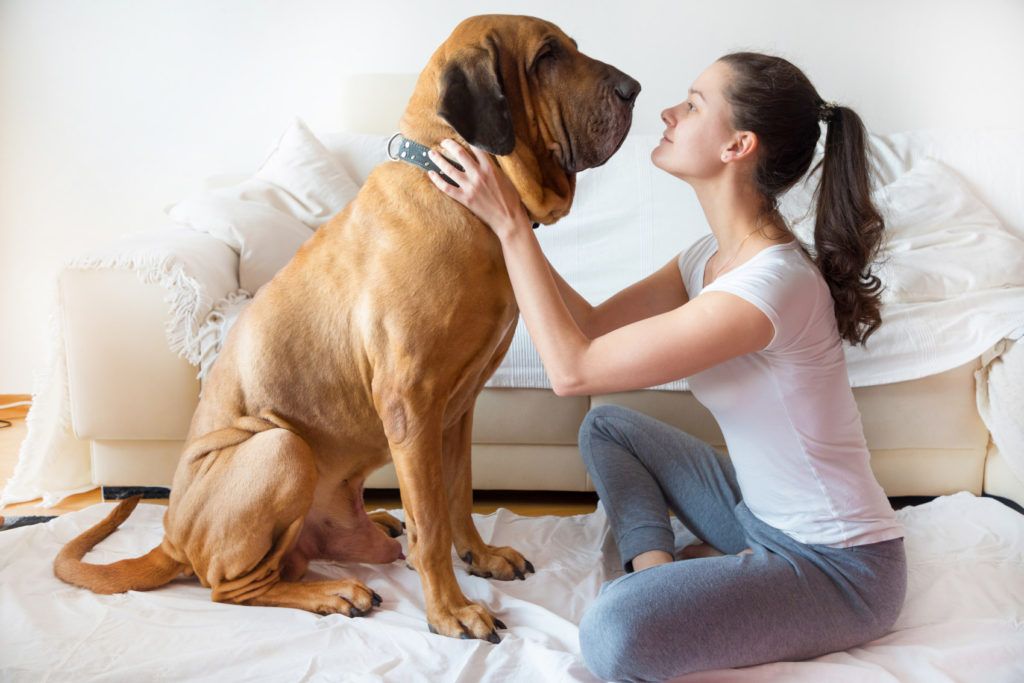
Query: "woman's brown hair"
717 52 884 345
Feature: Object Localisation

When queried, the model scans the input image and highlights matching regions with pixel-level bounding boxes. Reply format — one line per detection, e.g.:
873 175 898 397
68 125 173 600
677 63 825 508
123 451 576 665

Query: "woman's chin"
650 144 671 171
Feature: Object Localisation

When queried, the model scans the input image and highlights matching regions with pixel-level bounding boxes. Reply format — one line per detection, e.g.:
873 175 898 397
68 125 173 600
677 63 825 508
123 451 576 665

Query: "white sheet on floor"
1 492 1022 682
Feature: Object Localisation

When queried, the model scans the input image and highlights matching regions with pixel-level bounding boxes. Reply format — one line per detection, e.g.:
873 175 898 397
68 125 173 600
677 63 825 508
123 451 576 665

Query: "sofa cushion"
167 119 361 293
854 358 987 450
473 388 588 445
592 391 725 448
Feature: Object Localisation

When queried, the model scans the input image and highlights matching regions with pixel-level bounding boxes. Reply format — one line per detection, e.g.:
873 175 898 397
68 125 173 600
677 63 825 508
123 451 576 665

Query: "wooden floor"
0 396 598 520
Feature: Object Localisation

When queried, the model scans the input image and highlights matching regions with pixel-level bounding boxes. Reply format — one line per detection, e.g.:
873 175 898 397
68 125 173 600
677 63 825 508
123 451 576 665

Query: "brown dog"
54 14 638 642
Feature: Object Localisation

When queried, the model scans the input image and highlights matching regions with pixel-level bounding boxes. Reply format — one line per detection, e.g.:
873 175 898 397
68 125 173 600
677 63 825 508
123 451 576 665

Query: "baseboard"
890 493 1024 516
888 495 935 510
101 486 171 501
1 515 56 531
984 493 1024 515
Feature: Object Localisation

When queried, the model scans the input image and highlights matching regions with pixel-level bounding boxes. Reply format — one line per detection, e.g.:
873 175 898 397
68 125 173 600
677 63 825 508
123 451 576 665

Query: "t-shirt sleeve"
704 270 784 349
703 254 824 352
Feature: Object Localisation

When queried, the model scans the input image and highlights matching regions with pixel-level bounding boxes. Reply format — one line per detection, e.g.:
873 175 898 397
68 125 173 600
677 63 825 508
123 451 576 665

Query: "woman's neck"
691 173 792 285
693 175 766 252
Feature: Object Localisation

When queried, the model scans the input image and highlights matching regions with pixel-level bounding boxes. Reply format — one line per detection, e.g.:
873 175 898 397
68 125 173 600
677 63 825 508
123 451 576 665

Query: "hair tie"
818 101 839 123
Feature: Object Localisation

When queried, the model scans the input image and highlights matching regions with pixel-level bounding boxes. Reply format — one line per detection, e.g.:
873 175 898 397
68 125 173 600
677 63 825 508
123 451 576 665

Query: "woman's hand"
427 140 531 241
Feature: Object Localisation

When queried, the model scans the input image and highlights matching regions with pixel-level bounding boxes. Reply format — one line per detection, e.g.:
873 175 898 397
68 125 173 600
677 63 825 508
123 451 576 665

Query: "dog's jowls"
55 14 638 642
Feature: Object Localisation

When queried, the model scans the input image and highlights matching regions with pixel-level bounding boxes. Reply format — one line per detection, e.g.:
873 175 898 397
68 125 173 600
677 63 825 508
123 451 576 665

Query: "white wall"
1 0 1022 392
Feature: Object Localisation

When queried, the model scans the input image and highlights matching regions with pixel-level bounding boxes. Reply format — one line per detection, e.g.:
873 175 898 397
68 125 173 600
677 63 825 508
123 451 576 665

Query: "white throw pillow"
168 119 361 293
320 131 391 185
247 119 361 228
170 195 314 294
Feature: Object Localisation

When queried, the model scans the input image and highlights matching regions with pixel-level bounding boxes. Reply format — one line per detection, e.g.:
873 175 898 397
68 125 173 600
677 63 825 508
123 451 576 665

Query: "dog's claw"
486 630 501 644
371 591 383 607
461 551 472 564
525 560 535 574
514 569 525 580
344 599 366 618
494 618 507 630
428 624 438 635
460 632 470 640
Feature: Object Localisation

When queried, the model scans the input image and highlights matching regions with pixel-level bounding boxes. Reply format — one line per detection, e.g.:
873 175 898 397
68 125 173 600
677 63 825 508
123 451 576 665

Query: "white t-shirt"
678 234 904 548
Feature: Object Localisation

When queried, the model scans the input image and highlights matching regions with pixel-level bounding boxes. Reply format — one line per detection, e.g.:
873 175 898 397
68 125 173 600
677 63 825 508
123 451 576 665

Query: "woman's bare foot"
678 543 754 559
630 550 674 571
678 542 726 560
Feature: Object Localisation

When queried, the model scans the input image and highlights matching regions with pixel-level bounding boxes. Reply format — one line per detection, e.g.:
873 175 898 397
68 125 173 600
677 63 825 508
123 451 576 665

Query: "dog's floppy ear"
438 44 515 156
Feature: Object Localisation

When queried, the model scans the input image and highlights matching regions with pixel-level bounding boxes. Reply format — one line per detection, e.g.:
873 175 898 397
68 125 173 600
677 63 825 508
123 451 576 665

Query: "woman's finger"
440 139 491 180
439 138 473 165
428 148 462 178
428 169 471 202
468 142 494 167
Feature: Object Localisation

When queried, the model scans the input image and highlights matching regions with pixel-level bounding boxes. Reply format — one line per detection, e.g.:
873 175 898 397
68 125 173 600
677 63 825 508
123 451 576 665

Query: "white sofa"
20 75 1024 509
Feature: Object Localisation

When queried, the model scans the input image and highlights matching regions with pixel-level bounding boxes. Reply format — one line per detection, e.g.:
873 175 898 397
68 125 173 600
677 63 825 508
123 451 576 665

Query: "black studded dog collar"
386 133 462 186
385 133 539 229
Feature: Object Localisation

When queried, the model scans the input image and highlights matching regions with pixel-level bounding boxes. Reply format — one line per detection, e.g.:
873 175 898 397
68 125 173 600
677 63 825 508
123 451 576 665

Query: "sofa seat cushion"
592 391 725 448
472 388 588 445
855 358 987 451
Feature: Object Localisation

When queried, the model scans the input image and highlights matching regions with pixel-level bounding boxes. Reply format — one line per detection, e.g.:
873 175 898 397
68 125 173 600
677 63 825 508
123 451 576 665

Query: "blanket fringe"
66 250 211 366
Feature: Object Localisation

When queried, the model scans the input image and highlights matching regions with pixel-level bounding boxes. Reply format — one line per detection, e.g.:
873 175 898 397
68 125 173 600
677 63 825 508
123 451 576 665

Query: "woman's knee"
581 572 695 683
579 405 633 477
579 592 646 683
579 404 637 454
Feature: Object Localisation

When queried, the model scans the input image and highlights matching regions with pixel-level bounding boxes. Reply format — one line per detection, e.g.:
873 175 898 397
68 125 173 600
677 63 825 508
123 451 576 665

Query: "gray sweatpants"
577 404 907 683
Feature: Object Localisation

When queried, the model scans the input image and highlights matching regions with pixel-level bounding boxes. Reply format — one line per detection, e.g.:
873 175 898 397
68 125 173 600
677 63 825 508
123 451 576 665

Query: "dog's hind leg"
444 407 534 582
165 420 380 616
241 577 383 616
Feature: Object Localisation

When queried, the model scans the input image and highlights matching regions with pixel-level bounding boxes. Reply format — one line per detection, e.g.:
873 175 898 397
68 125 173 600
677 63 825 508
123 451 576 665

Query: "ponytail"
718 53 885 346
813 105 884 345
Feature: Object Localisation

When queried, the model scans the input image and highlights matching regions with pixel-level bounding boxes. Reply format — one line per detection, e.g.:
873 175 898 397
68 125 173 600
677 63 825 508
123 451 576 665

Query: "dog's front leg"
444 407 535 582
386 403 503 643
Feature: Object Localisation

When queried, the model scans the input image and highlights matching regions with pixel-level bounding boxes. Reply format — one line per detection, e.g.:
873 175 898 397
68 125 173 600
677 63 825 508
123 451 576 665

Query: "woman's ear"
721 131 758 163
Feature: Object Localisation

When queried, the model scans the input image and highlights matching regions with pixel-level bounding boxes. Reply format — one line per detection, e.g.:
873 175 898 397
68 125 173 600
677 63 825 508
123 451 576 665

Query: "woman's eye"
687 102 696 112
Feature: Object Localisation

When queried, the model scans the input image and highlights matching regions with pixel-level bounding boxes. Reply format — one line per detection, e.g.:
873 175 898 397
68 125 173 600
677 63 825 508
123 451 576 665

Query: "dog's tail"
54 496 185 594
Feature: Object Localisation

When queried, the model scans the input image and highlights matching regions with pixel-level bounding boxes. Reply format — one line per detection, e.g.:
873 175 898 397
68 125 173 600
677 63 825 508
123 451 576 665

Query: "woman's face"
651 60 740 182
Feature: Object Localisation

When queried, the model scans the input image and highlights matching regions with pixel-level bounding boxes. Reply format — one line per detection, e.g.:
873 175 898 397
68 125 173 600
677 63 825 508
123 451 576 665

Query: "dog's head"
405 14 640 225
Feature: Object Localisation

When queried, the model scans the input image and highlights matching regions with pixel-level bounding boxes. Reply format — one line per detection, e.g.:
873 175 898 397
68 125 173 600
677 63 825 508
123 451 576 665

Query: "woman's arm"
428 141 771 395
549 256 689 338
496 225 772 395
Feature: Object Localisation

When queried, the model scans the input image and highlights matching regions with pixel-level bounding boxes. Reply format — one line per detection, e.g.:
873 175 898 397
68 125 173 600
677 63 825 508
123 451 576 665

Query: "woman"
427 52 906 681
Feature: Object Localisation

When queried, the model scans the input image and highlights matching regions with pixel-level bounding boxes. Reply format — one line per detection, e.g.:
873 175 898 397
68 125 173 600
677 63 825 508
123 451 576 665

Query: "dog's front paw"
369 510 405 538
461 545 535 581
427 601 507 643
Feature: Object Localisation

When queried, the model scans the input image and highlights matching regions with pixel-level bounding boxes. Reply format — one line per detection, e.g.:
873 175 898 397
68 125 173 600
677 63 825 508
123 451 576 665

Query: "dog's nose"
614 75 641 105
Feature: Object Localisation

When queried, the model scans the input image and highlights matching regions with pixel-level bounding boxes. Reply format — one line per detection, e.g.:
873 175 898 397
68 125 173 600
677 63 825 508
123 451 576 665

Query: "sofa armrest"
60 227 239 441
61 268 198 440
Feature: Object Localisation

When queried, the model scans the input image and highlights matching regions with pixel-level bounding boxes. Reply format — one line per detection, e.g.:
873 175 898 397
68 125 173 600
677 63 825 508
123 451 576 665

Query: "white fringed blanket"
1 492 1022 681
